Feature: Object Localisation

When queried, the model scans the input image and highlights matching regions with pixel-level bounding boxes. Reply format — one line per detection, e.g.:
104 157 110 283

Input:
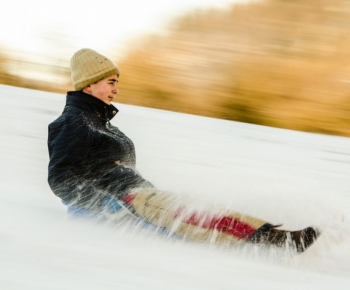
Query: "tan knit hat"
70 48 121 91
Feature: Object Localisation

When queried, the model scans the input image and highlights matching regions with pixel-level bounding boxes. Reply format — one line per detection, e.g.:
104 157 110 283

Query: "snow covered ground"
1 85 349 289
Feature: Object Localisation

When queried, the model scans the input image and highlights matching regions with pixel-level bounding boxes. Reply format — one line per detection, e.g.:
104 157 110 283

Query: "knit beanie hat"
70 48 121 91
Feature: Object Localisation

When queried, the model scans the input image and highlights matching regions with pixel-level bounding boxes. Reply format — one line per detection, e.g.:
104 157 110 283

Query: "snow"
1 84 349 289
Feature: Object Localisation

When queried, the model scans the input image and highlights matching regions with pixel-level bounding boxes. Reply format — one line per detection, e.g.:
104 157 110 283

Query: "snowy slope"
0 85 349 290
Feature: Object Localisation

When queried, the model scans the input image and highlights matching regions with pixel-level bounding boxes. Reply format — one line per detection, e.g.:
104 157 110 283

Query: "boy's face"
84 74 119 105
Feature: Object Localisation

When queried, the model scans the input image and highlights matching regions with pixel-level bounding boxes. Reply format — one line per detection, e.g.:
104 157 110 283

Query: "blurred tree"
118 0 350 137
0 29 72 93
0 49 14 85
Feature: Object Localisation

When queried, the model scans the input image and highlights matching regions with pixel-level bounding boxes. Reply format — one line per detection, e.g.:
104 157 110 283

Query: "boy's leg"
122 188 266 245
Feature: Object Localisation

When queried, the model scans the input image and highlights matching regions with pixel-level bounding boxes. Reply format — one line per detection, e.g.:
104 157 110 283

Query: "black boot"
246 223 320 253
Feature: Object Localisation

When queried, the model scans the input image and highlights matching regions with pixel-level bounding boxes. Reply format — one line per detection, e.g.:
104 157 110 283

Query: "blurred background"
1 0 350 137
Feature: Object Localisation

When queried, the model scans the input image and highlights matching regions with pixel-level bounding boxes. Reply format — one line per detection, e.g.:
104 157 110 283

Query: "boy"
48 48 319 253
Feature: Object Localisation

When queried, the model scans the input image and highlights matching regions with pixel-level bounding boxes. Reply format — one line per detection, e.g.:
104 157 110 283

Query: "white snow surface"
1 85 350 289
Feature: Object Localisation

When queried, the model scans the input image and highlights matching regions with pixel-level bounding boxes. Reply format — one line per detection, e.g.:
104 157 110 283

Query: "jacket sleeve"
48 114 91 168
48 112 95 206
95 163 154 199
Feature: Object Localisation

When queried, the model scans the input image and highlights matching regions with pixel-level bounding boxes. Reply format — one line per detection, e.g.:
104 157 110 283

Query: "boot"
246 223 320 253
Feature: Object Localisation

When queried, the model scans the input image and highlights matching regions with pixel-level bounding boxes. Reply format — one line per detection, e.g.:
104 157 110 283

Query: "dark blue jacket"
48 91 153 211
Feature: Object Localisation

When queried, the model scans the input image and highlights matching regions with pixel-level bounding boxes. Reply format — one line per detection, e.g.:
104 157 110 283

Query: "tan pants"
122 188 266 246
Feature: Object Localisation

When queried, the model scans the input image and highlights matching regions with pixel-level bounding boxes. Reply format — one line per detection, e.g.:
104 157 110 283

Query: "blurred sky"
0 0 250 59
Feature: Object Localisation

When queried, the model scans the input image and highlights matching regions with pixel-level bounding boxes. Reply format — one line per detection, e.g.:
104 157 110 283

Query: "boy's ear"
83 85 92 93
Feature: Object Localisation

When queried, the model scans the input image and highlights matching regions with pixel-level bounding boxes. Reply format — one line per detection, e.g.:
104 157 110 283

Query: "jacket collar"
66 91 119 122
